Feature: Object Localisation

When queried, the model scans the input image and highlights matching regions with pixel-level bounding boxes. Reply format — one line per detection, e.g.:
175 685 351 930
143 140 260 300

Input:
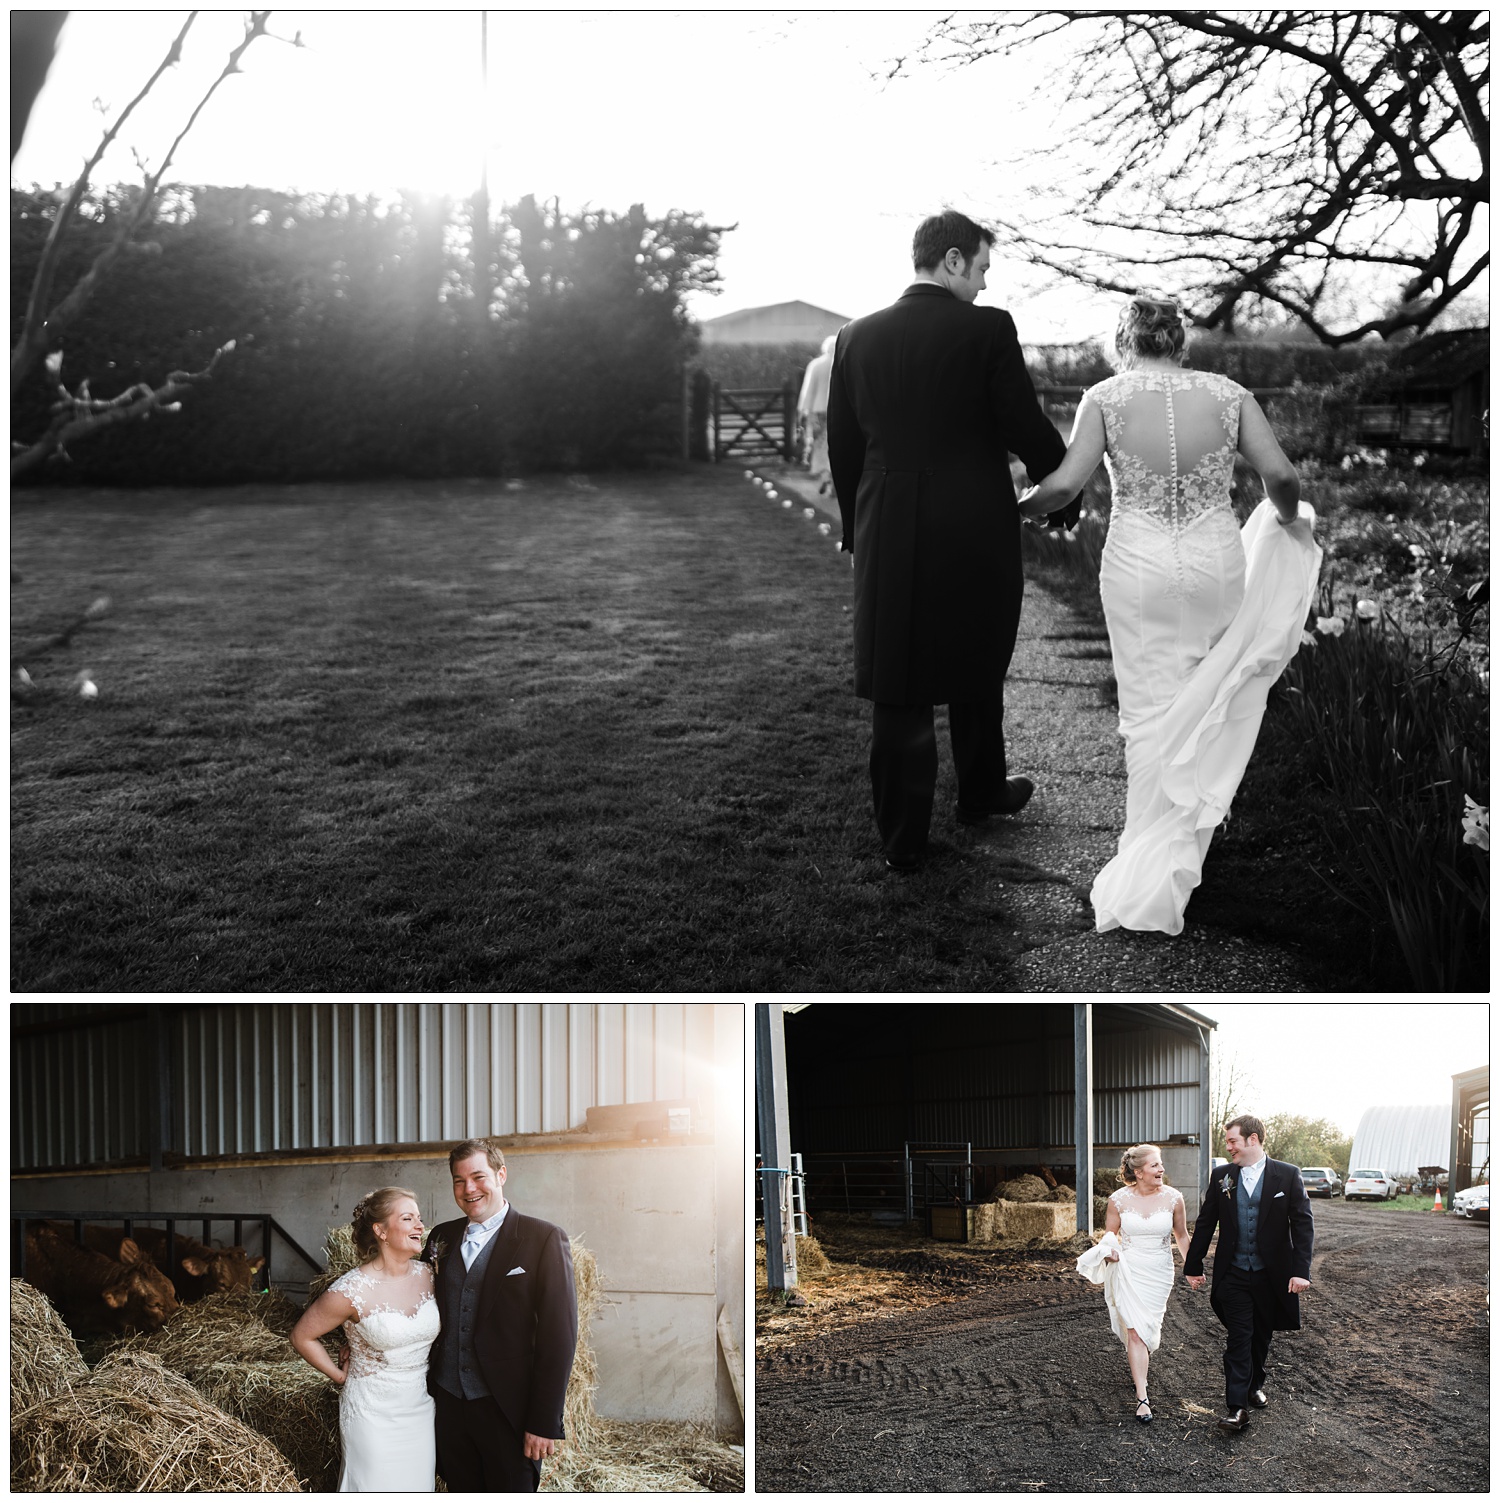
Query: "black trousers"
433 1385 541 1493
870 691 1008 859
1216 1264 1277 1409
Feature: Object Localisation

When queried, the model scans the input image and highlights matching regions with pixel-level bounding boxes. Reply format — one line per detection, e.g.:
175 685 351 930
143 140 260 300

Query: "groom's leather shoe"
885 851 922 873
955 776 1035 824
1249 1388 1268 1409
1217 1408 1249 1432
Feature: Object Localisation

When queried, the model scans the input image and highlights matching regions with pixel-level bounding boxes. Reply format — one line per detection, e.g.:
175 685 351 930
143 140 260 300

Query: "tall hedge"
11 187 726 484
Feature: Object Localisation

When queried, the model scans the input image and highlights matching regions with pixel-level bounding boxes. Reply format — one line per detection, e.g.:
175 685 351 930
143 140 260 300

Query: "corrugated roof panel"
10 1003 733 1169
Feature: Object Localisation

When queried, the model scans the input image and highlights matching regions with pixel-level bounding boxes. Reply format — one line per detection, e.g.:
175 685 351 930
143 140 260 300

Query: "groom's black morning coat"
827 284 1072 704
1183 1157 1314 1331
423 1205 578 1441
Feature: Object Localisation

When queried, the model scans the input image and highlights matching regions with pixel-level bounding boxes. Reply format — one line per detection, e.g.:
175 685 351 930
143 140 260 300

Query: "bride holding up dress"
290 1187 439 1491
1077 1144 1192 1423
1020 297 1322 934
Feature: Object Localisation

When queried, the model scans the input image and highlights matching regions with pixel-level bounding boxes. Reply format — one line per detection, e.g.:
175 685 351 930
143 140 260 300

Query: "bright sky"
1200 1002 1490 1137
11 9 1118 342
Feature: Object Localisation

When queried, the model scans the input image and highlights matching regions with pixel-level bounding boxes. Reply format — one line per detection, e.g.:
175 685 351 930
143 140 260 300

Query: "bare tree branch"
900 11 1488 342
11 12 272 399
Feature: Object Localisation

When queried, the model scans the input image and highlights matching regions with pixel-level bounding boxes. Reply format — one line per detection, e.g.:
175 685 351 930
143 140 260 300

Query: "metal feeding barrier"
10 1212 325 1287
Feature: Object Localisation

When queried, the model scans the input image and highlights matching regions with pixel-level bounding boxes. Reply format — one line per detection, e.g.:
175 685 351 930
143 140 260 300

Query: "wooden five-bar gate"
709 380 797 463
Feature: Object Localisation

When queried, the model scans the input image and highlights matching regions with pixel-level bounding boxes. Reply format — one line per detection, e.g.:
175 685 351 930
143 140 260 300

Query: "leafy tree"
1261 1113 1353 1176
904 11 1488 345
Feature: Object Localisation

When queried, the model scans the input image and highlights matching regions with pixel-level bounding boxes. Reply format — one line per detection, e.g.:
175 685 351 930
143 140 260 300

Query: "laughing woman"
290 1188 439 1491
1077 1144 1193 1423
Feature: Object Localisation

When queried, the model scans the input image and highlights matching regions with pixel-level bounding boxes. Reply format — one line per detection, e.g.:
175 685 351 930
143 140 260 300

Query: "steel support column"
1074 1003 1093 1233
754 1004 797 1291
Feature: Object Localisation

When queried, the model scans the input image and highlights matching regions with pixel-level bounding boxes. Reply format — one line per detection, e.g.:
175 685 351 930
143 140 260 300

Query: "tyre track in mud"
755 1203 1488 1492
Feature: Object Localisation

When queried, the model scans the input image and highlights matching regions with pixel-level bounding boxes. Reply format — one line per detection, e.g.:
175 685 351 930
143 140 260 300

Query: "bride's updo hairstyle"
351 1186 419 1261
1119 1143 1164 1186
1114 296 1187 369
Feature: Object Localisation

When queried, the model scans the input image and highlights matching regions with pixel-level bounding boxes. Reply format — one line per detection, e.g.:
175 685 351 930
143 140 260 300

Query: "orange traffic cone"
1433 1186 1444 1212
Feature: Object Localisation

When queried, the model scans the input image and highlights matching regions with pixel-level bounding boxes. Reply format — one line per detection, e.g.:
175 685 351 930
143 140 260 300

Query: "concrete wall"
12 1136 743 1435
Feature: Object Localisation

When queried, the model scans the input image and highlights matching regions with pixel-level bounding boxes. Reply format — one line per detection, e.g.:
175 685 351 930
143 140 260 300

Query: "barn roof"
1349 1102 1451 1175
699 300 849 329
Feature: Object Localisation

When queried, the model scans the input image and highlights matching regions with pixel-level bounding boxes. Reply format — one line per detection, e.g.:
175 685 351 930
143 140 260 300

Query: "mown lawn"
13 466 1047 992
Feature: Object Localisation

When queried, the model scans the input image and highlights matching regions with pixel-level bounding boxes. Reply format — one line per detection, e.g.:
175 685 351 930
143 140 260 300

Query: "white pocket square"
1274 1191 1285 1198
507 1266 526 1276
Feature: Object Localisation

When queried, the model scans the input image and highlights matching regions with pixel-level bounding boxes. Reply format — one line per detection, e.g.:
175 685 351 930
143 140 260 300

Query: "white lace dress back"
331 1261 439 1493
1084 369 1322 934
1099 1185 1182 1352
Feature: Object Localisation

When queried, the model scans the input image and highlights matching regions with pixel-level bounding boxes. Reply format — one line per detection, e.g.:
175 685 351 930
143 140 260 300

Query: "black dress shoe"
1249 1388 1268 1409
955 776 1035 824
885 852 922 872
1217 1408 1249 1432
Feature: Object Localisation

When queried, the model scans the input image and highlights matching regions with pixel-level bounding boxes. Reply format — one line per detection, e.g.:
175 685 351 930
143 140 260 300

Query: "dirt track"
754 1202 1489 1492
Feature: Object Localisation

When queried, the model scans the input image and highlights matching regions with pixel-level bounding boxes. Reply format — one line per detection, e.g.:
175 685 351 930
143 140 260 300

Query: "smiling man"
423 1138 578 1491
1183 1114 1314 1433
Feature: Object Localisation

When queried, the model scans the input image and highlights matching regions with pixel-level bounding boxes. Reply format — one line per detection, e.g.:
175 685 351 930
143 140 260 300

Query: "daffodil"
1462 796 1489 852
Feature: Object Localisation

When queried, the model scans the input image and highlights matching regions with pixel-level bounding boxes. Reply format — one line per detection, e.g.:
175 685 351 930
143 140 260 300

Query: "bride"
1077 1144 1192 1423
1020 296 1322 934
290 1188 439 1491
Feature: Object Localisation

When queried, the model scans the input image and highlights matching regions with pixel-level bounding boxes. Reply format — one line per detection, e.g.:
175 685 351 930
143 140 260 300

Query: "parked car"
1452 1183 1489 1221
1344 1168 1399 1201
1300 1166 1343 1198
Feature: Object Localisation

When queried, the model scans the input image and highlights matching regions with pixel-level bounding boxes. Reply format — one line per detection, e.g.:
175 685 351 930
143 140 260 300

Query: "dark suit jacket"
826 283 1072 704
423 1205 578 1440
1183 1157 1314 1331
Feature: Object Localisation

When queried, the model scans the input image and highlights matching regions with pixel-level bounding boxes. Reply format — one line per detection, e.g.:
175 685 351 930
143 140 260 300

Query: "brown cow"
121 1226 264 1301
22 1223 178 1333
40 1221 264 1302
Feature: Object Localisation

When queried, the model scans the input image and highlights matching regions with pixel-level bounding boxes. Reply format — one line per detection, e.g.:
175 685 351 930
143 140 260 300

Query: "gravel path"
759 459 1323 993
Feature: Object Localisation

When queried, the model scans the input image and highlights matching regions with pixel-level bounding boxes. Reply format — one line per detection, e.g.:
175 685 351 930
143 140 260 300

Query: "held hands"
1016 485 1054 522
1186 1275 1205 1290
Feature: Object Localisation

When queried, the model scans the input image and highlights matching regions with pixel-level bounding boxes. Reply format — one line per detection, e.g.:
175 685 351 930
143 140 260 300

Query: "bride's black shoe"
1135 1398 1153 1424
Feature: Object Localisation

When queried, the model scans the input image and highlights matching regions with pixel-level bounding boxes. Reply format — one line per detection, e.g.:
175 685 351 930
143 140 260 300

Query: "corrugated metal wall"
785 1005 1207 1153
12 1003 730 1169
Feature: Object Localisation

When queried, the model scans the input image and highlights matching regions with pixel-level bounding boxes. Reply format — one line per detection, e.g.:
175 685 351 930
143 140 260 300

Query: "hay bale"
994 1173 1051 1203
543 1419 744 1494
10 1349 301 1492
1048 1185 1078 1204
792 1236 830 1278
307 1224 360 1301
562 1237 605 1453
1093 1168 1121 1196
1093 1195 1111 1227
542 1238 743 1492
109 1286 339 1491
10 1280 88 1413
996 1201 1075 1242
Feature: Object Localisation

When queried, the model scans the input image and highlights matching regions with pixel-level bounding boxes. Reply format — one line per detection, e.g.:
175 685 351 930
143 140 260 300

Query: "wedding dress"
1077 1186 1182 1352
331 1262 440 1492
1087 369 1322 933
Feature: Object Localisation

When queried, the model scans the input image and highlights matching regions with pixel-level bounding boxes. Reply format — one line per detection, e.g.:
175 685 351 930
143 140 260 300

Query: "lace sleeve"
329 1267 370 1317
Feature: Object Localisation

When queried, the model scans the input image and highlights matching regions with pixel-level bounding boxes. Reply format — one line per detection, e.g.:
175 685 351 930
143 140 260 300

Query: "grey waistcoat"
434 1230 499 1399
1233 1170 1266 1271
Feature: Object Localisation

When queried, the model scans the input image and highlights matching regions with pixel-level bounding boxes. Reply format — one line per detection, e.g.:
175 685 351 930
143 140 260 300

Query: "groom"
1184 1114 1314 1432
424 1138 578 1491
826 209 1078 871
